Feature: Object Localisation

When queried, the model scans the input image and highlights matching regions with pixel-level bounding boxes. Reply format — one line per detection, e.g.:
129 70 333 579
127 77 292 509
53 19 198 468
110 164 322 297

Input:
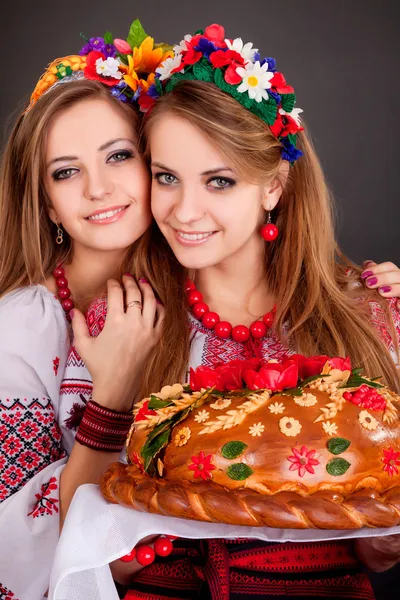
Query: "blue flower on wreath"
194 37 219 59
261 57 276 72
281 137 303 163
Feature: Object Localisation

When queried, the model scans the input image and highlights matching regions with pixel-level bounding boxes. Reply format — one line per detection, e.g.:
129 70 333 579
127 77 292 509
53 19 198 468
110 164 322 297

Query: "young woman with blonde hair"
55 23 400 600
0 22 189 599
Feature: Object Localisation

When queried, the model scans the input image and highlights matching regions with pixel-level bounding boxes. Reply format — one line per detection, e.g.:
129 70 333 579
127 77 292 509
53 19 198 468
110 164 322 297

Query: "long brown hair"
0 80 189 397
141 80 400 391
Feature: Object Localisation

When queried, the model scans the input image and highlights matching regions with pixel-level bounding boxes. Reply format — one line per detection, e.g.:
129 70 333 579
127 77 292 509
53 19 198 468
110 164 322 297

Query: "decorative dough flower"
236 61 273 102
174 426 191 446
322 421 338 436
157 383 184 400
249 422 265 437
194 409 210 423
279 417 302 437
359 410 378 431
294 393 317 407
188 451 216 480
210 398 231 411
269 402 285 414
382 447 400 477
287 445 320 477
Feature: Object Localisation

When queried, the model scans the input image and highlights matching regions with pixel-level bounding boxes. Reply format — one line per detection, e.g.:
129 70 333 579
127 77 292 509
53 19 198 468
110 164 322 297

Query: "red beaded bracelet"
120 535 178 566
75 400 133 452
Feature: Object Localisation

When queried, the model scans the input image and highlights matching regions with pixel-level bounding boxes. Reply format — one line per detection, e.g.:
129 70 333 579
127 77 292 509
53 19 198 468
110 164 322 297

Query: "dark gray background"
1 0 399 264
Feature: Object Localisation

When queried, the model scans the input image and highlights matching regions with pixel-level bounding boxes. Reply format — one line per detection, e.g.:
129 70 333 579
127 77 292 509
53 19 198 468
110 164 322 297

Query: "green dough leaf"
341 373 384 389
300 374 329 387
103 31 113 45
326 457 351 476
221 441 248 460
327 437 351 455
148 395 173 410
227 463 253 481
127 19 147 49
280 387 303 397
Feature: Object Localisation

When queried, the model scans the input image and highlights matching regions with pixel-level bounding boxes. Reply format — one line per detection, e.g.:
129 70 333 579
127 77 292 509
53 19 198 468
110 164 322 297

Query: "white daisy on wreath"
249 422 265 437
236 61 273 103
95 57 122 79
194 409 210 423
156 54 184 81
225 37 258 63
173 34 193 55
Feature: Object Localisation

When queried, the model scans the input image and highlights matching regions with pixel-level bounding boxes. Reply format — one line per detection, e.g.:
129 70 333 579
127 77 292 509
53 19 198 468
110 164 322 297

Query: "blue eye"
154 173 178 185
107 150 133 163
207 177 236 190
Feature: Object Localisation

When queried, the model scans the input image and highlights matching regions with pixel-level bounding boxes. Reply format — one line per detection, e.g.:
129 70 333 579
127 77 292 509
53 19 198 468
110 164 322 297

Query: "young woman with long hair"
0 23 189 599
54 24 400 600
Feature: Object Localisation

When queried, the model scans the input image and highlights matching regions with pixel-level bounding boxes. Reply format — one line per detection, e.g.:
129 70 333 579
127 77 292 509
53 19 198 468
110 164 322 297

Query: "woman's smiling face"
149 114 278 271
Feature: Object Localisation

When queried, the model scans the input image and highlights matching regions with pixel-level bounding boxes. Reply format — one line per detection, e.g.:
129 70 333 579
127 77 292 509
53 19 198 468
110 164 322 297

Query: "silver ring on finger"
126 300 143 311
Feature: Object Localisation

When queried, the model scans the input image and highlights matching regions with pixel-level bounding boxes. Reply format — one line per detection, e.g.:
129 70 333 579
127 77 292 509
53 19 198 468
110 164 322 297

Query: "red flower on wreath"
135 400 157 422
290 355 351 380
287 446 320 477
188 451 216 480
270 71 294 94
382 447 400 477
84 50 121 86
190 359 260 392
28 476 59 518
210 49 244 84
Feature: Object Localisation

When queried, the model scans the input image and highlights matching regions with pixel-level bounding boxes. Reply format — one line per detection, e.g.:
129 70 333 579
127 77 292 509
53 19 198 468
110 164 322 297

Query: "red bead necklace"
185 279 276 343
120 535 177 566
52 265 74 319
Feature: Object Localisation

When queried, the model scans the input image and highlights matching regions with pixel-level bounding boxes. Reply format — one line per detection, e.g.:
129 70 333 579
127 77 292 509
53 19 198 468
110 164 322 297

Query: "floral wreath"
140 24 304 164
27 19 172 112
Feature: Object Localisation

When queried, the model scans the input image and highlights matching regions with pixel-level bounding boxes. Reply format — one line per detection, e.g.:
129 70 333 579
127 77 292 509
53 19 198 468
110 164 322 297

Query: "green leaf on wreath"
221 441 248 460
148 395 174 410
286 133 297 147
252 98 278 126
280 93 296 113
116 52 129 66
194 29 204 35
103 31 113 45
154 41 174 54
227 463 253 481
326 457 351 476
127 19 147 49
327 437 351 455
193 59 215 83
155 77 163 95
165 72 196 93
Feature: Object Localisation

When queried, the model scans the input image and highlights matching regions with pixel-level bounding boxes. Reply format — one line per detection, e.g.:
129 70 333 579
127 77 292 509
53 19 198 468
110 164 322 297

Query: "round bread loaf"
101 357 400 529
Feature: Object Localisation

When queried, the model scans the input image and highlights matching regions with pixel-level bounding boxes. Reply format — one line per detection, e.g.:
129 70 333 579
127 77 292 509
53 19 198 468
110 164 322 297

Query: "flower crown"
141 24 304 164
27 19 172 112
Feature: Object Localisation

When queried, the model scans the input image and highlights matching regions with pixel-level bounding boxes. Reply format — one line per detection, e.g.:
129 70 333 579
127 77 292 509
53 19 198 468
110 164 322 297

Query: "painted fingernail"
156 298 163 305
379 286 392 293
139 277 149 283
124 272 133 278
366 277 378 287
361 270 373 280
363 260 374 267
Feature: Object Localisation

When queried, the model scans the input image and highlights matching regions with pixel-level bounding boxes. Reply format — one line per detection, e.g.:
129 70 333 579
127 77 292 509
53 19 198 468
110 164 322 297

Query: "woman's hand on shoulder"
362 260 400 299
71 275 164 411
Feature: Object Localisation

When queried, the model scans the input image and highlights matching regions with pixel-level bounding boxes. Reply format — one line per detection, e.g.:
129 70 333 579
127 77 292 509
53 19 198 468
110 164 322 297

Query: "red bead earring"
261 211 278 242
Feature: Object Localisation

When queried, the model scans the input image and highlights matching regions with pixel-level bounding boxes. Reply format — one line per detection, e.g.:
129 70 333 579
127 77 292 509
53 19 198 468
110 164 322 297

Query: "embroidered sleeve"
0 286 69 501
368 297 400 368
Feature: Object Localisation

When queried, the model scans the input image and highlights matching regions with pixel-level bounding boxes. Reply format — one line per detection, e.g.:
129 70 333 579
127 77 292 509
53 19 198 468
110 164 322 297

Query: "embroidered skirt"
120 538 375 600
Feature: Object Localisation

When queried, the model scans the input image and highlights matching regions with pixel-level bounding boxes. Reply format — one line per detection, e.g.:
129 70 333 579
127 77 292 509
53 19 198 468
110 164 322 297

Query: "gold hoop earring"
55 223 64 245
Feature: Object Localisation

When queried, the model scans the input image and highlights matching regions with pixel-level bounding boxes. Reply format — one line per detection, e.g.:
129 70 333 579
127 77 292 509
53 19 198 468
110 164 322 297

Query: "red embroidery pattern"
28 476 59 518
368 297 400 366
0 583 17 600
0 397 65 501
86 296 107 337
53 356 60 376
